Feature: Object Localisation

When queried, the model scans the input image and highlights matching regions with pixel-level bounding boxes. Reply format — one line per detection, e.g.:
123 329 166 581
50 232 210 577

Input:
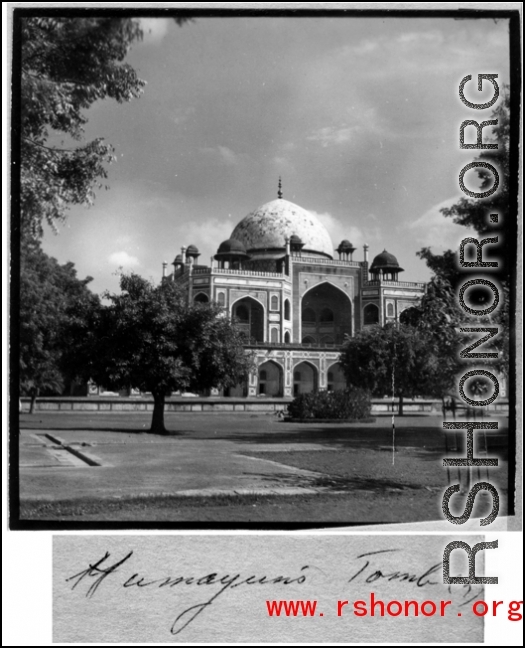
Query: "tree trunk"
29 388 37 415
398 393 404 417
150 391 167 434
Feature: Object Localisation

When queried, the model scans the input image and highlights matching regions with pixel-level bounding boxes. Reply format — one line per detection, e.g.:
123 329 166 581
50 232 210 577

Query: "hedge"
287 387 371 420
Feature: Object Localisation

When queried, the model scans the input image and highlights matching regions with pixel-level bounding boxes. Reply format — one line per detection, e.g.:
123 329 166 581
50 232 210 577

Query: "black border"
9 6 521 531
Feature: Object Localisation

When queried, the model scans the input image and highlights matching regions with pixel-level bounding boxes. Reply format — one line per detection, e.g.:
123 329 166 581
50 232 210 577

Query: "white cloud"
115 234 133 246
329 25 508 79
200 145 248 166
351 39 379 55
217 146 239 166
273 156 294 173
306 108 389 149
108 251 140 267
172 218 233 264
170 106 195 126
410 196 476 250
396 30 444 47
307 126 358 147
337 32 446 59
310 210 379 253
139 18 170 44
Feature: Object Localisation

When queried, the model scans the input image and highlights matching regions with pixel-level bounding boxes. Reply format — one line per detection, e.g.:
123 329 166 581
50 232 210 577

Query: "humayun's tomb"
165 182 425 398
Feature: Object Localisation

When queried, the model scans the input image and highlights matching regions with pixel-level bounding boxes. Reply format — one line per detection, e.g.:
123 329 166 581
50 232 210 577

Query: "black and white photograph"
9 7 519 530
5 4 523 645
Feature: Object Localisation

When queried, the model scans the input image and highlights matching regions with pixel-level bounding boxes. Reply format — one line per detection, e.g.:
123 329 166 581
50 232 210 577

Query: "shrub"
287 387 371 420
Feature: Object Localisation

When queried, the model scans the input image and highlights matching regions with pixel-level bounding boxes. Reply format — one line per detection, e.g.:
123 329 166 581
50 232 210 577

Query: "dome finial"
277 176 283 199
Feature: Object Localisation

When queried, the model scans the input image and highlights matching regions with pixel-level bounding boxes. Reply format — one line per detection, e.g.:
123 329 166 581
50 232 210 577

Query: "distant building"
167 184 425 397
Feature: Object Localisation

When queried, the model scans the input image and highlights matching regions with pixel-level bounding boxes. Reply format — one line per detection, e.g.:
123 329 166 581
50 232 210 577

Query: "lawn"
16 411 510 525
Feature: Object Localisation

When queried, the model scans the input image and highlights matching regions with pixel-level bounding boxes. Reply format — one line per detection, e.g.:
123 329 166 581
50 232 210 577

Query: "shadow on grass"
209 426 450 449
311 474 430 492
19 414 508 451
209 425 509 451
248 470 428 493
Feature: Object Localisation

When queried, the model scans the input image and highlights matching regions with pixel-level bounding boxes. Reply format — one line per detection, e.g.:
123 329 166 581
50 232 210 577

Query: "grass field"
17 411 510 525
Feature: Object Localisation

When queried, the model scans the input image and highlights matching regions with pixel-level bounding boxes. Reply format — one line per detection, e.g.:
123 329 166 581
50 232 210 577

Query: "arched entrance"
301 283 352 345
363 303 379 325
258 361 283 396
327 362 346 391
293 362 318 396
232 297 265 342
194 292 209 303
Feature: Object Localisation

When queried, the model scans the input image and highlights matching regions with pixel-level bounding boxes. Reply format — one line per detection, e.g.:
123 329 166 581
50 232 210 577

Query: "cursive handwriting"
346 549 483 606
65 548 483 635
66 551 133 598
66 552 309 635
347 549 441 587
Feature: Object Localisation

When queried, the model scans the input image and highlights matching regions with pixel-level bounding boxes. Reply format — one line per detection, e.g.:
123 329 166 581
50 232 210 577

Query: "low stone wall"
20 397 290 413
19 396 510 415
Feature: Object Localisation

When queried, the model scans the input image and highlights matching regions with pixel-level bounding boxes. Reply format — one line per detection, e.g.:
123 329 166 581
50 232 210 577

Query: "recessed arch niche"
301 282 352 345
293 361 318 396
258 360 283 397
232 297 265 342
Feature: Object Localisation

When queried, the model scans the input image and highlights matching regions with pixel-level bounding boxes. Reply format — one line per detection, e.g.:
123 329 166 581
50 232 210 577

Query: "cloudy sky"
39 14 510 295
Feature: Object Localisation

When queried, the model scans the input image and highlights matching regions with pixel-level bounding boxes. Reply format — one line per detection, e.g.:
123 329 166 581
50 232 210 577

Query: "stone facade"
169 194 425 397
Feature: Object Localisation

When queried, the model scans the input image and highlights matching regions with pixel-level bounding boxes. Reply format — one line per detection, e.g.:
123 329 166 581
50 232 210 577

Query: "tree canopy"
417 89 510 289
439 92 510 237
20 241 101 412
88 274 254 433
340 274 500 413
399 277 464 401
415 91 511 379
339 322 436 415
18 17 147 239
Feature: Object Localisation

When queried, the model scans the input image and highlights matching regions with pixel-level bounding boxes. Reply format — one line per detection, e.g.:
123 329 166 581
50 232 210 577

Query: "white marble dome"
230 198 334 259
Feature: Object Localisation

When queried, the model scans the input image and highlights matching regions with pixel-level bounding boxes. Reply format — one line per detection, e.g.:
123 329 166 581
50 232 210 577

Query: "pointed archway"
293 361 318 396
301 282 352 344
232 296 265 342
258 360 283 397
363 303 379 325
327 362 346 391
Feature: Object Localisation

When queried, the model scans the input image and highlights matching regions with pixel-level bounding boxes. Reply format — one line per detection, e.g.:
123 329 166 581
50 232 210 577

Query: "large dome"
230 198 333 258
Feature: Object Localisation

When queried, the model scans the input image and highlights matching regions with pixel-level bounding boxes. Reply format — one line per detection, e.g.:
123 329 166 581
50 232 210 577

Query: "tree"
415 90 511 379
400 277 463 405
20 241 101 412
339 323 433 416
88 274 254 434
417 89 510 289
18 17 147 239
401 275 509 407
439 90 510 238
407 275 510 381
